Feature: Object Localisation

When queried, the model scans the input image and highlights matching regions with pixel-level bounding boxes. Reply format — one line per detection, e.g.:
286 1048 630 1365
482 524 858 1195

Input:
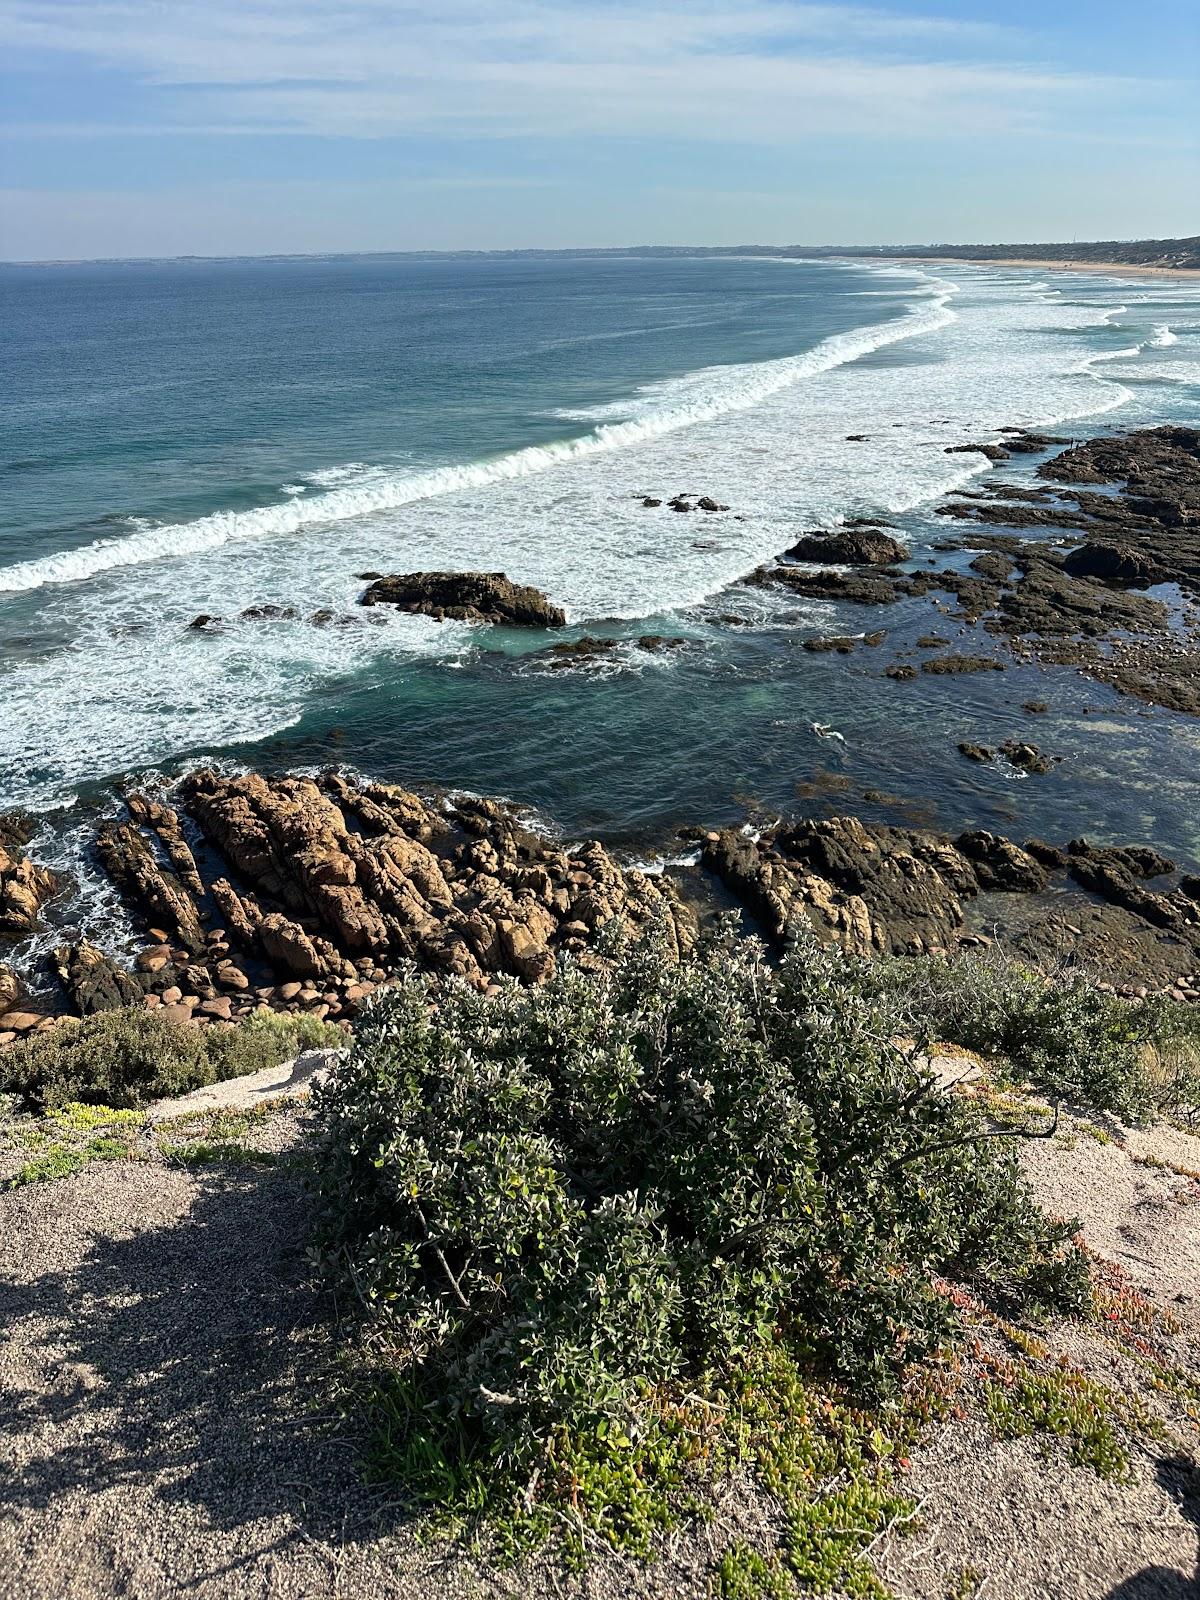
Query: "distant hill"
838 236 1200 270
615 237 1200 270
468 238 1200 270
20 236 1197 270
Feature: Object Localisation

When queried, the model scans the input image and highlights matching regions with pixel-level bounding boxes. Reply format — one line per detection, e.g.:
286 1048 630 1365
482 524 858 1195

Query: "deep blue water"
2 252 1199 959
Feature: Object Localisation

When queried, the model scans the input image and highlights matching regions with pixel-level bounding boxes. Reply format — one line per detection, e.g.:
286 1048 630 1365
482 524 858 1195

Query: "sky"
1 0 1197 260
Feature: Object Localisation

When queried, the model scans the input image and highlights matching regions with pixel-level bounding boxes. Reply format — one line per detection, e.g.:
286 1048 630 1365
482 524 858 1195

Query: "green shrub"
865 950 1193 1122
312 921 1087 1545
1 1006 342 1111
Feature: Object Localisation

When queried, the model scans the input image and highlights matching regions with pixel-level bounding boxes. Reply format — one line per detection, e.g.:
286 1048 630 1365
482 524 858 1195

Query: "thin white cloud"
0 0 1171 145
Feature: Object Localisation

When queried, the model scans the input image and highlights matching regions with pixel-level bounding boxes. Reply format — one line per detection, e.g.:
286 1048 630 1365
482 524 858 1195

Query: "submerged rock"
803 636 859 654
1000 741 1059 775
359 571 567 627
921 654 1005 675
240 603 300 622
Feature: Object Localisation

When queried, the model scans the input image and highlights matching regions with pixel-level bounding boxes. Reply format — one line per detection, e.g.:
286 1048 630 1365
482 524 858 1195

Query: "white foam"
4 262 1198 815
1151 323 1180 347
0 289 957 598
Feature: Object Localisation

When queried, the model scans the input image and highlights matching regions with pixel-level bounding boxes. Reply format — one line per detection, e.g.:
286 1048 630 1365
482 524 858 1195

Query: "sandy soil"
2 1076 1199 1599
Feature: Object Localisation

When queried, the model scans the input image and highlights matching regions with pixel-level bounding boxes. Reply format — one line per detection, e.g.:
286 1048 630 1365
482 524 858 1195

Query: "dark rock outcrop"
921 654 1005 675
754 568 913 606
1062 541 1162 586
699 809 1200 984
1066 840 1198 934
969 551 1016 582
360 572 567 628
53 940 144 1015
942 427 1200 597
702 815 1041 956
946 442 1010 462
783 529 910 566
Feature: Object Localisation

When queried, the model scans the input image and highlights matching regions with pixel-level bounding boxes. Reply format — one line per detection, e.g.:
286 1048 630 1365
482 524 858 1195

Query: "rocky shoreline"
5 425 1200 1042
5 767 1200 1043
743 423 1200 717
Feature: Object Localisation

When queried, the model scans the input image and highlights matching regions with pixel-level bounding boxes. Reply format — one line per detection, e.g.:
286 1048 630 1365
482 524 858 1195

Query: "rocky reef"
700 816 1200 989
0 814 58 939
358 571 567 627
24 770 695 1036
6 760 1200 1041
738 426 1200 717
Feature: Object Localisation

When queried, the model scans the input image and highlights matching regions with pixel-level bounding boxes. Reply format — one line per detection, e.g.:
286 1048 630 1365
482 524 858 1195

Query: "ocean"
2 252 1200 964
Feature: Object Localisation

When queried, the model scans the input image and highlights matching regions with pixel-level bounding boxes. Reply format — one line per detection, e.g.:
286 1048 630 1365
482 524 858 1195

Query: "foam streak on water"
0 285 957 597
3 259 1200 818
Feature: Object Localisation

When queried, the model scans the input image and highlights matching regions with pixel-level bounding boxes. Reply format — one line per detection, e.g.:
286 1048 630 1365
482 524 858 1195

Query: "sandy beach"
914 255 1200 280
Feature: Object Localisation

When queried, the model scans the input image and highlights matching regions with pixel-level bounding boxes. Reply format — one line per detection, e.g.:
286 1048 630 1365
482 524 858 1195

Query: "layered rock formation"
48 771 695 1029
359 572 567 627
0 814 57 937
700 814 1200 988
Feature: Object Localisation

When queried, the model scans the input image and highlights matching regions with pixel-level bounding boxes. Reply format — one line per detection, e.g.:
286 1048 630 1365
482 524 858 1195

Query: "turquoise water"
2 252 1200 956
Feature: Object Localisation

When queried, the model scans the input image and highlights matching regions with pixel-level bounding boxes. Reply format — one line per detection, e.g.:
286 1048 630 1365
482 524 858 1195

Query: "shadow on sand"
0 1162 407 1587
1103 1455 1200 1599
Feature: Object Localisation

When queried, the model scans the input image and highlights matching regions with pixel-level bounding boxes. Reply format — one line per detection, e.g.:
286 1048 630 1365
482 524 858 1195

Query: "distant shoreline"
908 255 1200 281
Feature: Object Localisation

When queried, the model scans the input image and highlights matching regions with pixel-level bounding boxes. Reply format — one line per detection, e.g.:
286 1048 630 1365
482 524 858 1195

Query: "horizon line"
3 235 1198 269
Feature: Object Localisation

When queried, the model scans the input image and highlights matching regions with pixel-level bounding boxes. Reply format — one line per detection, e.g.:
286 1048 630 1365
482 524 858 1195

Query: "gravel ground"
2 1083 1199 1599
874 1422 1199 1599
0 1111 742 1600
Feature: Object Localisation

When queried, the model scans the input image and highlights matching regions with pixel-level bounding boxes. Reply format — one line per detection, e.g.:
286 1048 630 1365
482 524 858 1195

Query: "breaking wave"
0 287 957 596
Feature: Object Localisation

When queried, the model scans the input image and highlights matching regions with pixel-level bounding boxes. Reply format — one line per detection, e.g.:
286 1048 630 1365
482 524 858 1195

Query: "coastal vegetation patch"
0 1006 342 1112
866 949 1200 1124
310 922 1100 1583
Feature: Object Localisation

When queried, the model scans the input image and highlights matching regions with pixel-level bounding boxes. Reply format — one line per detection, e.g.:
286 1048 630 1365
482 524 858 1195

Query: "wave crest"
0 288 957 596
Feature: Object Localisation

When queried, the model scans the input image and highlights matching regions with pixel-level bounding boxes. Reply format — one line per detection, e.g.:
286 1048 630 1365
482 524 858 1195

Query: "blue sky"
1 0 1196 259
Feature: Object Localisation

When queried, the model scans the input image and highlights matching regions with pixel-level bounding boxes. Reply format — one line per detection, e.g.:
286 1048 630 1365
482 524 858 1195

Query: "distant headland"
6 235 1198 272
